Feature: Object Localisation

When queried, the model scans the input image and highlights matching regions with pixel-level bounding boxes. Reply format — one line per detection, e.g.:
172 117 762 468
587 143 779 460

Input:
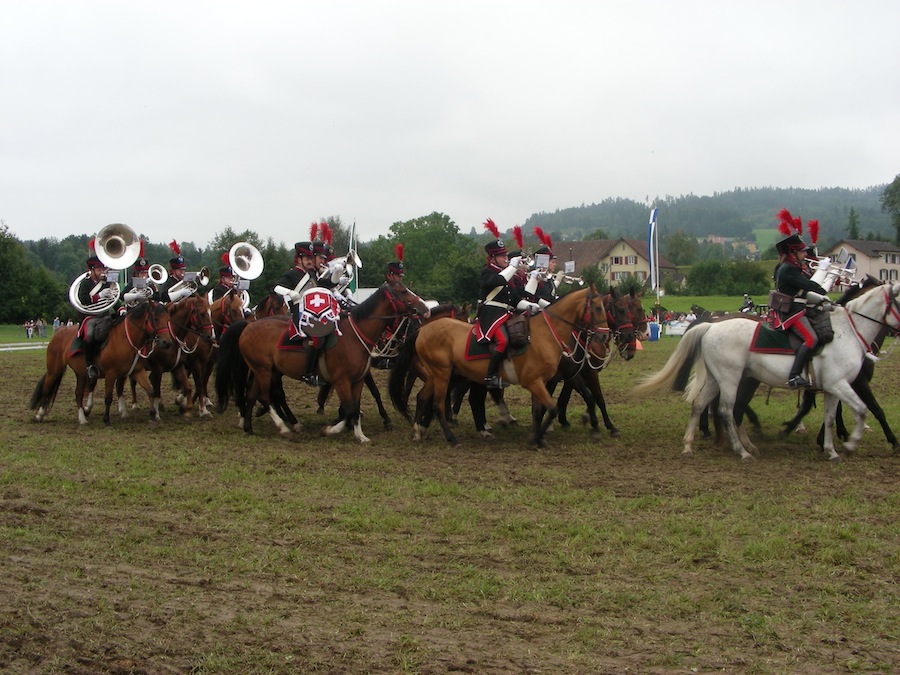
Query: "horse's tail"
388 330 419 423
215 320 249 413
632 322 712 396
30 372 62 413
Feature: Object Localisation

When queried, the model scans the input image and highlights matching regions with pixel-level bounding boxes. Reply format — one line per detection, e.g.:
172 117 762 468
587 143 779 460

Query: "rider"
273 240 329 386
122 251 154 307
159 240 194 304
210 255 235 303
527 237 561 307
72 250 119 380
774 233 829 389
476 225 530 389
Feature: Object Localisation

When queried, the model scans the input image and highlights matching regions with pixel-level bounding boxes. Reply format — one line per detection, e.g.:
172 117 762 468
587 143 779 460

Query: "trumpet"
560 274 585 286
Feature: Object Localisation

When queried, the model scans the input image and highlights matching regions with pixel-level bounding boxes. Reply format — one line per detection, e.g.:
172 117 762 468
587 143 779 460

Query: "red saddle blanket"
464 327 528 361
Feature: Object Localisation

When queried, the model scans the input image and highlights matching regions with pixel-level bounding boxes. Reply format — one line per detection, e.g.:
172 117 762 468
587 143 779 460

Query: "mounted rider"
772 210 829 389
475 219 539 389
122 241 155 307
210 252 236 303
159 240 195 304
527 226 562 307
72 242 119 380
272 222 336 386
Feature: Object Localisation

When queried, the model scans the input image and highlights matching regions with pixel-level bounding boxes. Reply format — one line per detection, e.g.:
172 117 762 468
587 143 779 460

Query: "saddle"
277 323 338 352
464 325 529 361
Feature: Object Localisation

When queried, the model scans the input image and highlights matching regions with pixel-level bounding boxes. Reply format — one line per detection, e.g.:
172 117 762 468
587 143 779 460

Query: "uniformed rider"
475 236 540 389
158 241 194 304
73 253 119 380
773 233 829 388
122 254 155 307
210 258 235 303
273 241 330 386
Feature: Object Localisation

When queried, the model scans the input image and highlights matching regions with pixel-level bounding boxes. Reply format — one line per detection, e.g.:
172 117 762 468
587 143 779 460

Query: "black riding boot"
787 345 812 389
84 340 99 380
484 350 508 390
303 344 322 387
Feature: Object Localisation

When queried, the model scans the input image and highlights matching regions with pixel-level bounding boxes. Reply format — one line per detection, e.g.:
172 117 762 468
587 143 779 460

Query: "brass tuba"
68 223 141 315
228 241 264 280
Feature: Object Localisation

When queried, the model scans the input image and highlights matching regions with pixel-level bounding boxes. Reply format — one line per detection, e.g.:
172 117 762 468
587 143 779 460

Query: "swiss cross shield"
303 290 331 314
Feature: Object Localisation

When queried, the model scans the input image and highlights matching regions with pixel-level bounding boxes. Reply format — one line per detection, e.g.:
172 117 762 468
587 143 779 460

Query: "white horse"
634 282 900 461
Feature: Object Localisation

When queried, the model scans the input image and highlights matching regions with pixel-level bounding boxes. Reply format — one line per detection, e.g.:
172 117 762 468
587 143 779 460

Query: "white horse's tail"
632 322 712 396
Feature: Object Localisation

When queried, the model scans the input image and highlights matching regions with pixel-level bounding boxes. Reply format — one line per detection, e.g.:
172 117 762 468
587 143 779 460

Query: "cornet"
561 274 585 286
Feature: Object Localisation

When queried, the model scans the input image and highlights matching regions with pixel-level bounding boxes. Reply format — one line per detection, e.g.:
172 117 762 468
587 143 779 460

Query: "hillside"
523 185 891 250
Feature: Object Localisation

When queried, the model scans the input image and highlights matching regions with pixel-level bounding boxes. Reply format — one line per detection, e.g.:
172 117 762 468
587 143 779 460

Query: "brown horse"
215 280 430 441
391 286 610 448
31 301 173 425
249 291 290 320
126 295 215 418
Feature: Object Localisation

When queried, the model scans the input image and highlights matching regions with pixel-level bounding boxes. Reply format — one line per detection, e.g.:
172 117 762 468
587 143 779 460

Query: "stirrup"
86 364 99 380
302 374 322 387
484 375 507 390
787 375 811 389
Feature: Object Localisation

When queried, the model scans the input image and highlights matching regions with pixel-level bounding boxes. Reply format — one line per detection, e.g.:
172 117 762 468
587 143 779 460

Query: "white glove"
553 270 566 286
122 291 144 304
508 256 523 269
529 270 542 280
98 288 115 300
516 299 541 315
168 286 193 303
338 274 351 286
525 273 540 295
538 298 551 309
330 266 343 284
806 291 830 305
500 264 518 282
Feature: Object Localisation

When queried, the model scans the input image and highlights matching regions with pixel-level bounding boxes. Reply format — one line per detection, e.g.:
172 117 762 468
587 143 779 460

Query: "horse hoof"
608 429 620 438
479 431 494 440
681 450 694 458
828 455 843 463
740 454 756 461
383 422 394 431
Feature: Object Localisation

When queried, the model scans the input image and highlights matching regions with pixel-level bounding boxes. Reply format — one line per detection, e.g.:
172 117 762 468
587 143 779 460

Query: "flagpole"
654 209 660 307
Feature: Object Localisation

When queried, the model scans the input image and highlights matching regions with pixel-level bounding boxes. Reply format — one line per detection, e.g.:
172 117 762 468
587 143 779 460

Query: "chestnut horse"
127 295 215 418
31 301 172 425
391 286 610 448
215 280 430 442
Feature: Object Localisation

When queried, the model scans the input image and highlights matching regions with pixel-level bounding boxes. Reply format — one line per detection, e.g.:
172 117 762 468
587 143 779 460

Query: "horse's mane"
835 275 881 306
350 284 389 321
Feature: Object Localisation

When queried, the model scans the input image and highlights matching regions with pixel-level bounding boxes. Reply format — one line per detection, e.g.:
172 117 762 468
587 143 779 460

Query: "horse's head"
384 278 431 319
177 294 214 343
604 288 636 359
127 300 173 350
213 292 246 331
627 291 649 340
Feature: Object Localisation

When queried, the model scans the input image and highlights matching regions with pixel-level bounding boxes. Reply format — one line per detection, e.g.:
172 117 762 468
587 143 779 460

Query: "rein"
346 284 426 356
542 290 609 360
124 305 170 358
845 287 900 360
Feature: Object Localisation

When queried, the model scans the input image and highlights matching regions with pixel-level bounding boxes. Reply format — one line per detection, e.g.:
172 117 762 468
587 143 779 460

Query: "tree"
847 207 861 239
880 173 900 244
662 229 698 265
0 222 68 323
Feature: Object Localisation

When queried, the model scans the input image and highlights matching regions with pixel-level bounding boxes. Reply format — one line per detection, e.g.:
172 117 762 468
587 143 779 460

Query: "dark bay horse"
391 286 610 448
127 295 215 419
31 301 172 425
215 280 430 441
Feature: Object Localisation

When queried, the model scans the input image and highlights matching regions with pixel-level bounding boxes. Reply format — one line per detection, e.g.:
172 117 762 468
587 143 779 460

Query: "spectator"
52 317 61 334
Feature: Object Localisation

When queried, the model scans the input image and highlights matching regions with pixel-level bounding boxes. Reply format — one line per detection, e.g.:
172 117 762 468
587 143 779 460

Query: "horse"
215 280 430 441
31 301 173 426
552 286 640 435
249 291 290 320
390 286 610 448
633 282 900 461
122 295 214 419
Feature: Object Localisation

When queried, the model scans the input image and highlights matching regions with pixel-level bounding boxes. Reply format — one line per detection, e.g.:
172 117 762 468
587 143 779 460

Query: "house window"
626 255 636 265
880 269 888 281
612 256 622 265
892 269 899 280
613 271 628 281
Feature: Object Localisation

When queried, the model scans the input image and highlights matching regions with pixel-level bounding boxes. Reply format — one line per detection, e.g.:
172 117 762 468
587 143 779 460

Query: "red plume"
512 225 524 249
807 219 819 245
321 222 333 246
88 237 96 252
483 218 500 239
309 221 319 241
777 220 792 236
534 226 552 249
394 243 404 262
221 252 230 266
139 239 145 258
792 217 803 235
169 240 181 256
777 208 793 225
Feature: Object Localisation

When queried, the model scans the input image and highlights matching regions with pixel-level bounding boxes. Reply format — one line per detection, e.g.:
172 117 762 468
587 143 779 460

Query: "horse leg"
827 383 869 458
412 379 434 442
682 380 719 457
316 381 331 415
554 379 571 428
852 376 899 452
258 373 293 439
129 373 139 410
526 382 558 449
131 369 161 423
491 388 516 428
820 393 841 462
74 373 90 425
571 373 601 436
427 368 458 446
467 382 491 439
116 377 129 418
716 388 754 461
173 365 195 419
364 371 393 431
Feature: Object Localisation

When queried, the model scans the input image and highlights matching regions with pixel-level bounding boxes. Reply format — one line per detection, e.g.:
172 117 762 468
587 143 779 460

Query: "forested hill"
523 186 891 246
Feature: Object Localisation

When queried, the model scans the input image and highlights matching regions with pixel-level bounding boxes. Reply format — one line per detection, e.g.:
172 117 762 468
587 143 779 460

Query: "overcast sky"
2 0 898 250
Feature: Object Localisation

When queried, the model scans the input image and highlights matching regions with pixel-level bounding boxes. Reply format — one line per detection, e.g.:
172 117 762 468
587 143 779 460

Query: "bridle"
124 302 171 358
543 289 611 363
168 298 215 354
604 292 636 353
347 281 429 355
845 285 900 359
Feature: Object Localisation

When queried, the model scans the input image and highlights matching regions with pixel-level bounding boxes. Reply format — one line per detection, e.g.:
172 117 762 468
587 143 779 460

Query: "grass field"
2 334 899 673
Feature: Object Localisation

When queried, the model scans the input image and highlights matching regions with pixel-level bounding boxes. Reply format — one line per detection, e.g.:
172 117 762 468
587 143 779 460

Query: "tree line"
4 175 898 324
